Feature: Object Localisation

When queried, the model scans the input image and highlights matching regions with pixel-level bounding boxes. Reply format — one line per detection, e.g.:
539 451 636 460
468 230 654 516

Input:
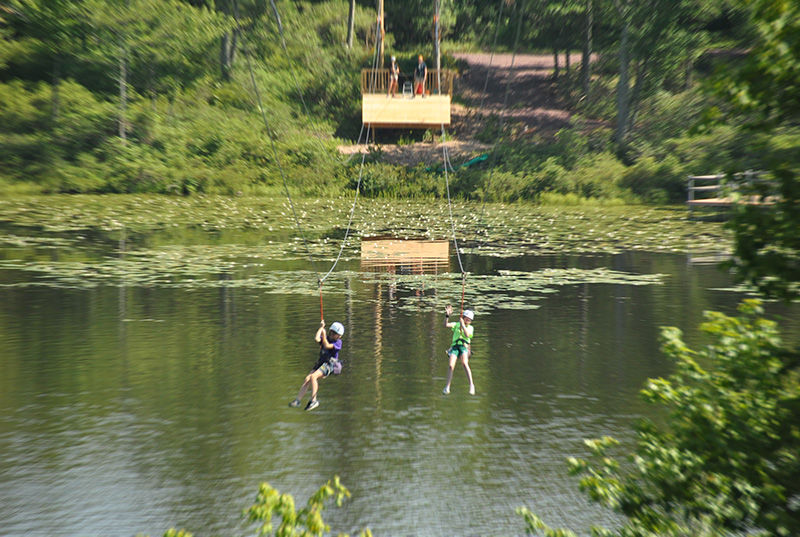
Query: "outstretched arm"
444 304 457 327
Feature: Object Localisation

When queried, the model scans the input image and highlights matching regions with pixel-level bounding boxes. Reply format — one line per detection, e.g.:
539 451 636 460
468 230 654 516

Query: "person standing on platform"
413 54 427 97
387 55 399 98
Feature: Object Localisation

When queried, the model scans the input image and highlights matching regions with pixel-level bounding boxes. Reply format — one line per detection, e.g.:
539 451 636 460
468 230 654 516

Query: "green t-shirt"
451 322 474 346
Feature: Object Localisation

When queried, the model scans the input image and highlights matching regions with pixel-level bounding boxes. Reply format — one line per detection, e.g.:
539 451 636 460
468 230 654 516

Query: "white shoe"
469 385 475 395
442 386 450 395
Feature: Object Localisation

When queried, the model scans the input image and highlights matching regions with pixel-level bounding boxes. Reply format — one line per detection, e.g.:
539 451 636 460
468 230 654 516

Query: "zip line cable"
437 0 521 313
265 0 366 164
433 0 467 314
465 1 524 275
233 0 381 318
478 0 506 117
233 0 320 280
440 0 507 175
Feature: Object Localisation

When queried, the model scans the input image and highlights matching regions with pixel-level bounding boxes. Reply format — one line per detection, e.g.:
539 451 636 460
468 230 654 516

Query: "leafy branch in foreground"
520 300 800 537
148 476 371 537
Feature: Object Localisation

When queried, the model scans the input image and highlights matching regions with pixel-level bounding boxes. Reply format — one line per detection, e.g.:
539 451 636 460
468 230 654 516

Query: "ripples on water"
2 222 799 536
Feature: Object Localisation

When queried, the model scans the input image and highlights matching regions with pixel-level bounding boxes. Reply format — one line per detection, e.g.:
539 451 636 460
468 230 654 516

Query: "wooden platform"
362 94 451 129
687 197 778 207
687 172 776 210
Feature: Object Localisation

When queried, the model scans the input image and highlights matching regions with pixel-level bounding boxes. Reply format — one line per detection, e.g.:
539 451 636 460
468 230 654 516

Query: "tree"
609 0 727 145
75 0 225 140
520 300 800 537
722 0 800 301
4 0 85 120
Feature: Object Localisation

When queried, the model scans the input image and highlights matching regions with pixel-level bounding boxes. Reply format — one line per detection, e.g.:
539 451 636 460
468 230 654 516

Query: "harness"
316 344 338 368
451 325 472 348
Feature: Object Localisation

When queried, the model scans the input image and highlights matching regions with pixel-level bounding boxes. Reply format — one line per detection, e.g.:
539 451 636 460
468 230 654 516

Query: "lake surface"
1 196 797 536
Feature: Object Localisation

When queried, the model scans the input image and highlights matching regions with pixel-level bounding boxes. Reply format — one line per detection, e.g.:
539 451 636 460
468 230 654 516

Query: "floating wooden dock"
687 174 726 207
687 171 775 212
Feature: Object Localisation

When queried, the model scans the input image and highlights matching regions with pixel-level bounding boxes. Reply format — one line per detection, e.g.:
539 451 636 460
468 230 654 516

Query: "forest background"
0 0 797 205
2 2 800 536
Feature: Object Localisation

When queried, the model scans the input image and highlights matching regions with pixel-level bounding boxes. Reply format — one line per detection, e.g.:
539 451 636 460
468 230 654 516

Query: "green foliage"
619 155 685 204
521 300 800 537
0 0 780 206
727 166 800 301
244 476 372 537
135 477 369 537
351 162 443 198
716 0 800 301
0 0 367 196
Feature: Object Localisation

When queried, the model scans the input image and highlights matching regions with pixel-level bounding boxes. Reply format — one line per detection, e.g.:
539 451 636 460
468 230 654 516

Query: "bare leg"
460 353 474 392
309 369 324 400
296 373 313 400
444 352 457 392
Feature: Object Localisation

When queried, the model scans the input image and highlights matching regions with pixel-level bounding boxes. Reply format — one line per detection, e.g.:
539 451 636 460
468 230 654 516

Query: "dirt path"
451 52 584 137
340 53 585 166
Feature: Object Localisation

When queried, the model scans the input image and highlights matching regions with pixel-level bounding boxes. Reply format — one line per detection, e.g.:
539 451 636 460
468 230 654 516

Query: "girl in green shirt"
442 304 475 395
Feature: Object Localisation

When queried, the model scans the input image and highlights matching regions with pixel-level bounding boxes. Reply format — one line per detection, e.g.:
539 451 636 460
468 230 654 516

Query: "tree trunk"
566 50 571 73
220 30 237 81
346 0 355 49
582 0 593 97
684 56 693 90
221 32 231 80
119 44 128 141
149 61 157 111
628 57 647 133
51 56 61 122
615 20 630 146
553 48 559 80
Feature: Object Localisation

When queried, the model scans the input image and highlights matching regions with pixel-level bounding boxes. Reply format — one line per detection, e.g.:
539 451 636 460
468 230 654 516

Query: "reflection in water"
2 231 800 536
362 237 451 410
360 236 450 275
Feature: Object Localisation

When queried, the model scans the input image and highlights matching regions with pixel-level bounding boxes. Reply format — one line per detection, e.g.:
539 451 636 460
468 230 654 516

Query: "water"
1 201 798 537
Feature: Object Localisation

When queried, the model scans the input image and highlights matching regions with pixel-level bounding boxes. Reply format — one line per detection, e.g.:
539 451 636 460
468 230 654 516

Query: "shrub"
562 152 629 200
619 155 687 203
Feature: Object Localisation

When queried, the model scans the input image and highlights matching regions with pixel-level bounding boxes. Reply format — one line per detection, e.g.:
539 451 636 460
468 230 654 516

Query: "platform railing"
361 68 454 95
687 170 772 217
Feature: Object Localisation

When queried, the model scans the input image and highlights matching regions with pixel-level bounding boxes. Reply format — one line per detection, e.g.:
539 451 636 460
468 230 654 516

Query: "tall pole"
378 0 385 67
435 0 441 94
